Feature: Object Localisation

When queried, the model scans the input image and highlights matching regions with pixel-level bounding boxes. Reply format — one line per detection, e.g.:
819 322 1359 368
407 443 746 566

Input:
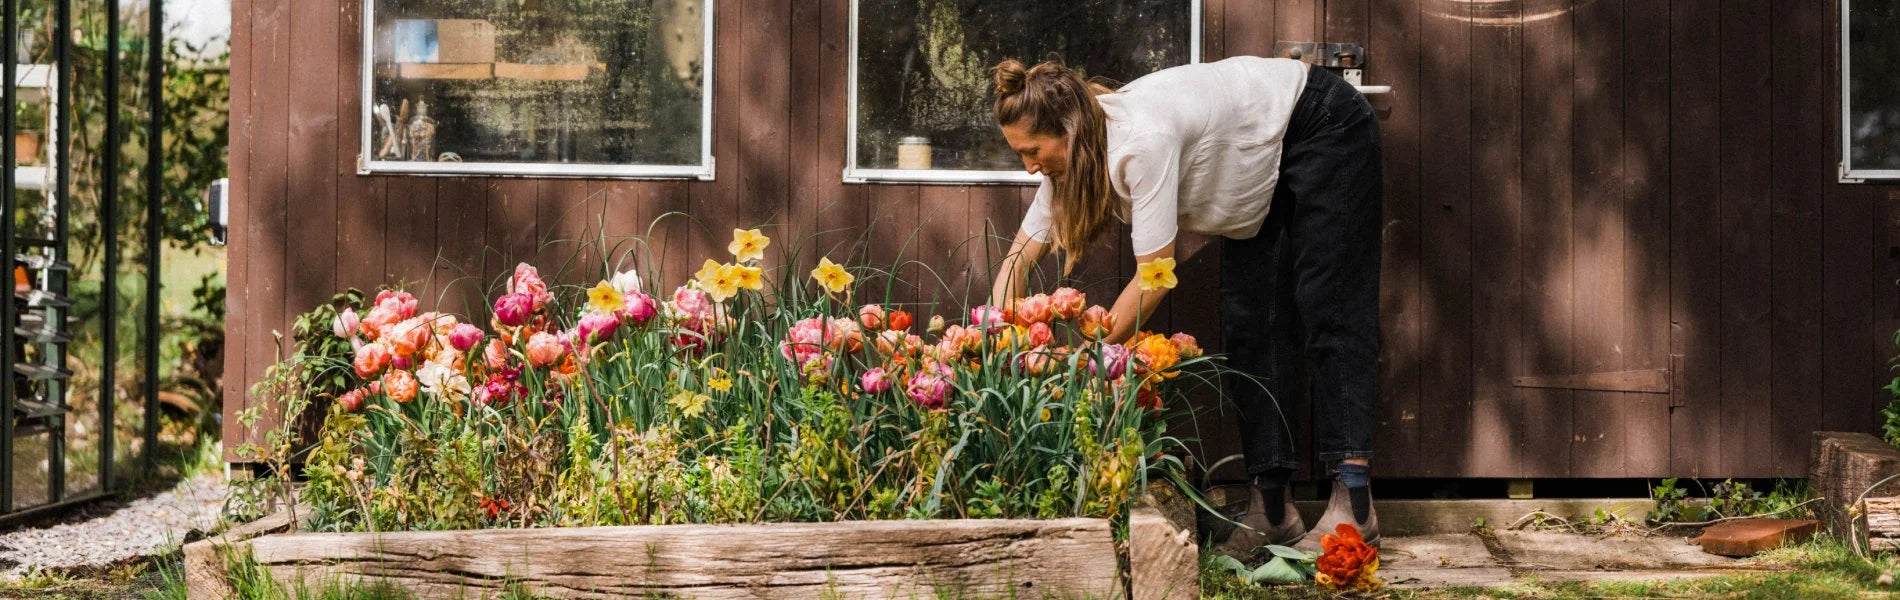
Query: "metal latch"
1274 41 1383 93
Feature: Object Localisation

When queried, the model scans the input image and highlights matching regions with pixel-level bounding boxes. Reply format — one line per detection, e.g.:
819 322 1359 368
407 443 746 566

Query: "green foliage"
1885 329 1900 447
1645 477 1692 524
1647 478 1815 524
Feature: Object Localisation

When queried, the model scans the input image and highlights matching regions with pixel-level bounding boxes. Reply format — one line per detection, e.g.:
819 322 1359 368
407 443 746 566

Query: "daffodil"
702 263 742 303
586 281 623 314
1136 257 1178 291
668 390 711 419
708 377 733 392
734 264 764 291
811 257 854 294
695 259 723 284
729 228 771 263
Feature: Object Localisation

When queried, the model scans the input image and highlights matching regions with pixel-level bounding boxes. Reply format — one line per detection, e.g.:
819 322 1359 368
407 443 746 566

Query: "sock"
1253 469 1293 526
1335 462 1372 523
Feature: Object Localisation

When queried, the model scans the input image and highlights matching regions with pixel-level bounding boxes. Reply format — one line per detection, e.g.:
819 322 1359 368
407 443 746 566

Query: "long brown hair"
992 59 1117 273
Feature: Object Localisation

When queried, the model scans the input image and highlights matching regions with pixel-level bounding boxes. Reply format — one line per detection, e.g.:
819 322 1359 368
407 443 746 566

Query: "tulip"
333 308 361 339
1020 351 1054 376
926 314 947 336
510 263 551 310
449 323 483 352
359 306 401 341
391 355 413 371
1079 306 1116 339
620 291 658 324
1025 322 1055 348
1093 343 1130 380
860 367 892 394
859 304 886 330
353 342 392 378
494 293 534 328
970 305 1006 333
827 318 863 353
1049 287 1087 320
386 317 431 358
888 309 913 332
525 332 566 368
610 268 643 296
673 286 713 319
382 370 419 404
780 317 827 367
1012 294 1054 326
374 290 419 319
1170 332 1204 358
906 370 953 409
336 388 370 413
483 339 510 371
577 311 621 345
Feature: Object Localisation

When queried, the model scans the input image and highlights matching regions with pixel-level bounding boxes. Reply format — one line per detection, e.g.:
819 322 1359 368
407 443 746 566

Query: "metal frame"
1841 0 1900 181
357 0 718 180
843 0 1203 185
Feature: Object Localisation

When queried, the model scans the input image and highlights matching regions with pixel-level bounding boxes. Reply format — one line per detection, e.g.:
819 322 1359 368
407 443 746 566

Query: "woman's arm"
990 229 1052 308
1104 240 1176 344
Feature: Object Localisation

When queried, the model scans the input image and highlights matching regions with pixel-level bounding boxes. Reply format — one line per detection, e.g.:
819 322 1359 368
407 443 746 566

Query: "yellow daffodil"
708 377 733 392
695 259 724 284
735 264 764 291
1136 257 1178 291
729 228 771 263
667 390 711 419
702 263 742 303
811 257 854 294
586 281 623 313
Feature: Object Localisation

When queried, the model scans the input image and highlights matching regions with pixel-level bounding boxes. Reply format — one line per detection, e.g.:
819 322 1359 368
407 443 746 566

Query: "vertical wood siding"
226 0 1900 479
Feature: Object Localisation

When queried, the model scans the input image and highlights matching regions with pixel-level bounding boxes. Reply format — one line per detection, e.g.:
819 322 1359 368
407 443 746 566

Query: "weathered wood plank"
1718 0 1775 478
1621 0 1672 477
1513 369 1670 394
1467 0 1523 478
1863 498 1900 552
1417 0 1473 478
223 520 1121 599
1767 0 1829 475
220 0 254 461
1667 0 1724 479
435 179 490 318
245 0 293 445
1516 0 1576 478
1368 0 1423 477
1131 486 1200 600
1568 0 1627 478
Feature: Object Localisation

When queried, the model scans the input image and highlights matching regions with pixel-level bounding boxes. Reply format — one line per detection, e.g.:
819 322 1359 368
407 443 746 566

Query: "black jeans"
1220 65 1383 476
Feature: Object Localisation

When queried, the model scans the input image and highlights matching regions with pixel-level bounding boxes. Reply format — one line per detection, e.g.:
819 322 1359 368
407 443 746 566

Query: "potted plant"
13 101 43 166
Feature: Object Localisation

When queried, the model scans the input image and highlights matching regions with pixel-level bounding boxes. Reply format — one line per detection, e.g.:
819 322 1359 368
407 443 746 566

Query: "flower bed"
208 229 1214 597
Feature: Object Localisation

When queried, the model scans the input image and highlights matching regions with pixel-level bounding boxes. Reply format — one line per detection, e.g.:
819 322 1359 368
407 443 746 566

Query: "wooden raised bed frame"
185 490 1201 599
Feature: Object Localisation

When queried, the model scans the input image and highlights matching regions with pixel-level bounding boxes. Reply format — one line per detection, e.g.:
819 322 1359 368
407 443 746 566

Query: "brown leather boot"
1296 478 1380 551
1213 484 1307 560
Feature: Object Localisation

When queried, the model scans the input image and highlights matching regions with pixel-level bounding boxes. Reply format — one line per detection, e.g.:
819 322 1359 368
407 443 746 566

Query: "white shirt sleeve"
1119 137 1181 257
1020 179 1055 243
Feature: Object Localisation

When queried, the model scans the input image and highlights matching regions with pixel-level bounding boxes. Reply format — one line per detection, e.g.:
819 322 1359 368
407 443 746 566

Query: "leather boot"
1213 484 1307 560
1296 478 1380 551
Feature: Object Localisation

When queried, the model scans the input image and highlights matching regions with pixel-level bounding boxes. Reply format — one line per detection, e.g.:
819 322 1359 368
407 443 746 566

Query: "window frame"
844 0 1202 185
357 0 718 180
1842 0 1900 181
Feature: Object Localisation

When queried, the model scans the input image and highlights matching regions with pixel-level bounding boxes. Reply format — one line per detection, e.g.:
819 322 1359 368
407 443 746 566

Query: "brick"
1692 518 1819 557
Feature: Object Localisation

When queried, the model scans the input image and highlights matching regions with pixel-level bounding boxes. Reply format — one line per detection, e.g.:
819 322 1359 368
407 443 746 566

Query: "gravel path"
0 474 227 575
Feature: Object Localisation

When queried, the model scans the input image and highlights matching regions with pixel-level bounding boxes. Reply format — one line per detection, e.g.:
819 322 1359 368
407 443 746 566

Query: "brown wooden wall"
225 0 1900 479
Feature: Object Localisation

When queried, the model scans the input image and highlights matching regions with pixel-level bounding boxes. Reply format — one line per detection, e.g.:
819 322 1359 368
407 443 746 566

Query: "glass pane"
853 0 1194 173
1850 0 1900 172
10 431 50 510
368 0 706 168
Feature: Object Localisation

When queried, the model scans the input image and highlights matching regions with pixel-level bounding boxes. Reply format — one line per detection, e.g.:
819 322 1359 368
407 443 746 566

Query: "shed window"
847 0 1200 184
360 0 713 179
1844 0 1900 180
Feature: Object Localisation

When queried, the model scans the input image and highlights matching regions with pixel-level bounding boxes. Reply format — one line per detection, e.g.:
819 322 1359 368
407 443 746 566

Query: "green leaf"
1206 553 1248 577
1245 557 1309 585
1264 544 1317 562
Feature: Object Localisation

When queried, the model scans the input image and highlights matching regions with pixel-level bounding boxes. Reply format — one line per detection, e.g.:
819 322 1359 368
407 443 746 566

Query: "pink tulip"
375 290 419 319
1013 294 1054 326
1171 332 1204 358
484 339 510 370
353 342 391 378
906 363 954 409
510 263 551 310
1093 344 1130 380
620 291 658 324
337 388 370 413
391 355 413 371
360 306 401 341
1050 287 1087 320
333 308 361 339
858 304 887 330
861 367 893 393
1025 322 1055 348
1020 351 1054 376
449 323 483 352
781 317 827 367
577 312 621 345
673 286 712 320
525 332 566 368
494 293 533 328
970 305 1007 333
1079 306 1116 339
386 317 431 358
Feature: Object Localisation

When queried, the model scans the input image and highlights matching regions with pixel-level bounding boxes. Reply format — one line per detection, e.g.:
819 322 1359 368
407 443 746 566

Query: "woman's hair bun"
992 59 1027 96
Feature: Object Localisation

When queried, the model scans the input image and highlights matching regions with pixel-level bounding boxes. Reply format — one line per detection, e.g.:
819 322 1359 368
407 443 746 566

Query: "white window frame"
844 0 1201 185
1842 0 1900 181
358 0 717 179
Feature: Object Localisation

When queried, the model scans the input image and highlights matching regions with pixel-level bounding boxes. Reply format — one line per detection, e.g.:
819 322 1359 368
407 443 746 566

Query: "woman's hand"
1104 241 1177 344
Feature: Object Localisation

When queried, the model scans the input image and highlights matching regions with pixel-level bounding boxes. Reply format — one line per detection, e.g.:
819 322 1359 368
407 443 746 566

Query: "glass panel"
1849 0 1900 172
852 0 1195 174
366 0 707 170
10 431 50 510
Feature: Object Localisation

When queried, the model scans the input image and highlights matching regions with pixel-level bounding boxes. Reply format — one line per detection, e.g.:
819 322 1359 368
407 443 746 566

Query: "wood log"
1810 432 1900 537
1130 484 1201 600
194 518 1122 599
1864 497 1900 552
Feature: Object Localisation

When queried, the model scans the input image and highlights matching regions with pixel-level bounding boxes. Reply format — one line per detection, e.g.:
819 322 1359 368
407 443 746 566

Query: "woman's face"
1001 122 1071 180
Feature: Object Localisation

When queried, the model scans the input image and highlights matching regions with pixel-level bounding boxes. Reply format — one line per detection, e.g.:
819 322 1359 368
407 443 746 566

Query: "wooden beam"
1512 369 1672 394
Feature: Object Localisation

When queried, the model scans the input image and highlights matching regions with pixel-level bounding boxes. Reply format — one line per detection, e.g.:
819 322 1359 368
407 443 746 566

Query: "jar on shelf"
896 136 932 170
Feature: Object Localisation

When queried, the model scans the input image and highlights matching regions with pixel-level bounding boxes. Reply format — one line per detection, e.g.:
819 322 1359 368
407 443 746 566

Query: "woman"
986 56 1383 553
